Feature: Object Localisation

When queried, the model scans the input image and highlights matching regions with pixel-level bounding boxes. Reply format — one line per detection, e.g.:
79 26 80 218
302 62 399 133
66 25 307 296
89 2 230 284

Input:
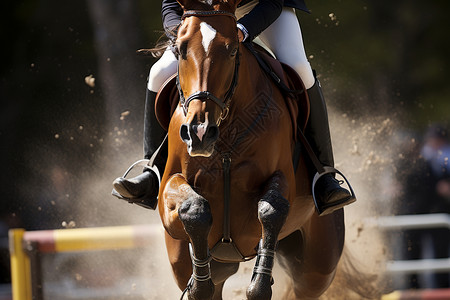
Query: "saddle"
155 73 179 131
154 42 310 137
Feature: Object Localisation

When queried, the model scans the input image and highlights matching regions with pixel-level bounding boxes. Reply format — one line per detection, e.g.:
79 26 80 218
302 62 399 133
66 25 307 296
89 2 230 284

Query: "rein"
176 10 240 126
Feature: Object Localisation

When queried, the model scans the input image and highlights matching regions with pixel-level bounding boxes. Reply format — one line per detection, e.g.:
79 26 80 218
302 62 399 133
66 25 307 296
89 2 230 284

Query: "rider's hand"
238 29 244 42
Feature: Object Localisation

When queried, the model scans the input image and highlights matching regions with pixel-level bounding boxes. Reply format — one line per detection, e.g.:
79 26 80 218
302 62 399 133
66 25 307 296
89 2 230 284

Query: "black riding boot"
112 89 167 209
306 79 356 216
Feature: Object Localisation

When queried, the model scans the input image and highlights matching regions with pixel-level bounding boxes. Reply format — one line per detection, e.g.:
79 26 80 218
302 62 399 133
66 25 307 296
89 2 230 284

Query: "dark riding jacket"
161 0 309 42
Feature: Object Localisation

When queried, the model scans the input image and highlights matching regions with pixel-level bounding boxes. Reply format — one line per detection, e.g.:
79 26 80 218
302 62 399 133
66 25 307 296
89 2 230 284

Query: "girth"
210 153 256 263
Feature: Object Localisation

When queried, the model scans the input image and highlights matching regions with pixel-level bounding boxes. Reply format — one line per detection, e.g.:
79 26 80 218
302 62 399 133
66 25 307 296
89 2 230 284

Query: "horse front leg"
178 193 215 300
247 171 290 300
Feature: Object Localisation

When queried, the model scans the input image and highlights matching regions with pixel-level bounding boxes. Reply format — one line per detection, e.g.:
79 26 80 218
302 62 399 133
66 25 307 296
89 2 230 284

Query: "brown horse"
157 0 345 299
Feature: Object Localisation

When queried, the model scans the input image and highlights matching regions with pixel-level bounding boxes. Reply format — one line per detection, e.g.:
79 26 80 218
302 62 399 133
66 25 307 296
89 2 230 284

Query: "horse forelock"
199 0 213 5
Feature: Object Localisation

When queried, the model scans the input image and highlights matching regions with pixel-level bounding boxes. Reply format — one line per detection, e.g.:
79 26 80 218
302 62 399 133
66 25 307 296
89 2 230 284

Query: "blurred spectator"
418 124 450 288
421 124 450 206
393 124 450 289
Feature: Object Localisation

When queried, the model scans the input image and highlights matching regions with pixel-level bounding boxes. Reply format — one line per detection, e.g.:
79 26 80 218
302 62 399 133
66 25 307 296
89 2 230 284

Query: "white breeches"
236 2 315 89
147 3 315 92
147 47 178 92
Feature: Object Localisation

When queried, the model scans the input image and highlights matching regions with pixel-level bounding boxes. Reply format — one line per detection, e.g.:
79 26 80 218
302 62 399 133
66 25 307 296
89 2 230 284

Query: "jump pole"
9 224 161 300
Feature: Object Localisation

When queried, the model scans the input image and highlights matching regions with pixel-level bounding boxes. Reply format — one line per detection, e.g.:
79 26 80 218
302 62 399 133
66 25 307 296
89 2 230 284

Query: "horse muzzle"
180 120 220 157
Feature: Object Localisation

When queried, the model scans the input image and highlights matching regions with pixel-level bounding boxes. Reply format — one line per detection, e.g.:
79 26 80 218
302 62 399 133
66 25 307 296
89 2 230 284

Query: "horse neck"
230 46 276 112
231 47 258 106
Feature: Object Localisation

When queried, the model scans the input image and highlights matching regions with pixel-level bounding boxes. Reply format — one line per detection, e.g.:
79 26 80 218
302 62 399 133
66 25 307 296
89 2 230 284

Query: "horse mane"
136 30 175 58
199 0 214 5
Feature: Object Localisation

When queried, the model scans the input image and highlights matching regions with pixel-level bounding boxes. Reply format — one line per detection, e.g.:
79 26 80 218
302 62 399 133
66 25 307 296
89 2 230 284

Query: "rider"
112 0 356 215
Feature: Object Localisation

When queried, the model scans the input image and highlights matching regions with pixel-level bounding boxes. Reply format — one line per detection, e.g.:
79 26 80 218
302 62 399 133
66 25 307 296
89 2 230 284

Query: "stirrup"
111 159 161 209
312 166 356 216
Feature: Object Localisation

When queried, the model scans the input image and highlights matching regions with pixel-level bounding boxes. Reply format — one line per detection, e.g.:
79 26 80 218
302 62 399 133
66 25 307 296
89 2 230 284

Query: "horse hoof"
188 280 215 300
246 275 272 300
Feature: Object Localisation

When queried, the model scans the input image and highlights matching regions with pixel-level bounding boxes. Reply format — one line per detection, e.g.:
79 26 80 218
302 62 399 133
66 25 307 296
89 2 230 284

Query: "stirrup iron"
312 166 356 215
111 159 161 201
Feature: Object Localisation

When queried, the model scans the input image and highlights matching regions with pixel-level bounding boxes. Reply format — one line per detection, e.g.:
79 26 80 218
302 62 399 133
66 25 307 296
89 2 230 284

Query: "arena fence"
366 213 450 274
9 224 161 300
370 213 450 300
382 288 450 300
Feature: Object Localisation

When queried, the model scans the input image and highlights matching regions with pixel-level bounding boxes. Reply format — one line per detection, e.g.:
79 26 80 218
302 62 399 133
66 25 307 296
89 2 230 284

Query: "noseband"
176 10 240 126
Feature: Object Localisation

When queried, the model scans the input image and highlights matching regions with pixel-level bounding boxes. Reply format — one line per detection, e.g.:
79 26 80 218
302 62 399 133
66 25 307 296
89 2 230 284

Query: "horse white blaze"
200 22 216 55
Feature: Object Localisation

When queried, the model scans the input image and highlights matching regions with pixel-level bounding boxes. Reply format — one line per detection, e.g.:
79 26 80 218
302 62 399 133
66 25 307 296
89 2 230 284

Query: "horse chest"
185 158 275 197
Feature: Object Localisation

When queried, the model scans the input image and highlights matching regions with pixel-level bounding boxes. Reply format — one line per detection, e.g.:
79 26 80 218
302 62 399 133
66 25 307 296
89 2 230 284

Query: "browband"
182 10 237 20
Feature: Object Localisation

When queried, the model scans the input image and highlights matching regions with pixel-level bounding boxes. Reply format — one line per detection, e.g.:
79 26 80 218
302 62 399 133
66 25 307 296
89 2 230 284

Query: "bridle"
176 10 240 126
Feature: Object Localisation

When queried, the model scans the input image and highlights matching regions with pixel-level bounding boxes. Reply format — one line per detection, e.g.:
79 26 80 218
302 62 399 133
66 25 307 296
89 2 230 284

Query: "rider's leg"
256 8 315 89
112 48 177 208
305 78 356 215
112 89 164 207
257 8 355 215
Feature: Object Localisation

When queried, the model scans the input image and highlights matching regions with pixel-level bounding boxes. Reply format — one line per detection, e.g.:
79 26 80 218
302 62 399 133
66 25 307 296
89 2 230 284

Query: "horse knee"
258 190 290 232
258 171 290 226
178 196 212 240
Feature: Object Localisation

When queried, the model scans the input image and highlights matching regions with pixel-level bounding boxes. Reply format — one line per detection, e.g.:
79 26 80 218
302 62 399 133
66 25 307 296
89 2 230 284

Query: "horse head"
175 0 240 157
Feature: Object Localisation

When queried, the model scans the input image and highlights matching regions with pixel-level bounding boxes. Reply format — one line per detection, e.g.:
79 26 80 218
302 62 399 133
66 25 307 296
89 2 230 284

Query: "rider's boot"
112 89 167 209
306 77 356 216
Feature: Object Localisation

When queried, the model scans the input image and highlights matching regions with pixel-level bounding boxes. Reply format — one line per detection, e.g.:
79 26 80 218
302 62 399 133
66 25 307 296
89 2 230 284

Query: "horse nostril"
180 124 190 143
205 124 219 142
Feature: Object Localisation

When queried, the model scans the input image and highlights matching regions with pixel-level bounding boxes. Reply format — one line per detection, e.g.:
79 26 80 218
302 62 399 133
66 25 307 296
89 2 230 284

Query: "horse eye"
230 48 238 57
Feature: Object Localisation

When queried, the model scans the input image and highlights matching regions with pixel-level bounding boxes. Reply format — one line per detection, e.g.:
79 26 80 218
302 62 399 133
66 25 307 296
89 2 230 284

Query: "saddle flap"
281 62 310 132
252 44 310 134
155 74 179 131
